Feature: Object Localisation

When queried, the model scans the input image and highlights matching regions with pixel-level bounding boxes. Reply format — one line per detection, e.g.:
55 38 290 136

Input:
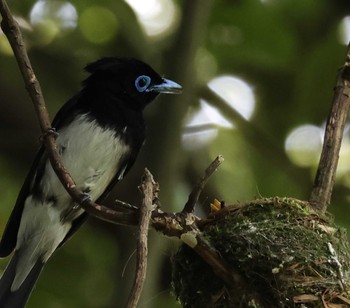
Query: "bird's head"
83 57 182 109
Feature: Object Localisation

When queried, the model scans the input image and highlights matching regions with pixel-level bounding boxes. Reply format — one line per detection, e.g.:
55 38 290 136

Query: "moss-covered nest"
172 197 350 307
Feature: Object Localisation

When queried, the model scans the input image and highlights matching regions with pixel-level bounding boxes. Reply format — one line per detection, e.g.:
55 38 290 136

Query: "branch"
182 155 224 213
126 169 157 308
309 44 350 213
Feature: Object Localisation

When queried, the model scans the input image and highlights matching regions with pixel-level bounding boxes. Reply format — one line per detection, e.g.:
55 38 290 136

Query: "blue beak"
148 78 182 94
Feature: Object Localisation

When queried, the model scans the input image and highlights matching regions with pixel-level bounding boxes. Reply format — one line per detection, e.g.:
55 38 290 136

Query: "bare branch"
127 169 157 308
182 155 224 213
310 44 350 213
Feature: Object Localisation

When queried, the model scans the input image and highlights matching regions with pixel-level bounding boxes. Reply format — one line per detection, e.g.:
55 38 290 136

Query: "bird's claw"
47 127 59 136
40 128 59 141
61 194 90 222
80 192 92 206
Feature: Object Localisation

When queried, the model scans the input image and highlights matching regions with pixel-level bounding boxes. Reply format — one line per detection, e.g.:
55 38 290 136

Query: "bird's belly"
41 114 130 212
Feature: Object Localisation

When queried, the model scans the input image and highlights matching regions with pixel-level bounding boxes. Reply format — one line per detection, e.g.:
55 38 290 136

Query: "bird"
0 57 182 307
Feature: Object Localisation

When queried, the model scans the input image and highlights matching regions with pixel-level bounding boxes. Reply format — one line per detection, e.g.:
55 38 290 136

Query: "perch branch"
127 169 157 308
309 44 350 213
182 155 224 213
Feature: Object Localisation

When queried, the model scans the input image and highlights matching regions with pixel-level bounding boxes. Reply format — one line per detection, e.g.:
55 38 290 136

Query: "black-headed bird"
0 57 182 307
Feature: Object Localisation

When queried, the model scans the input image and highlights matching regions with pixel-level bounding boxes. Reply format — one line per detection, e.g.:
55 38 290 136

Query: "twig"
309 44 350 213
182 155 224 213
127 169 156 308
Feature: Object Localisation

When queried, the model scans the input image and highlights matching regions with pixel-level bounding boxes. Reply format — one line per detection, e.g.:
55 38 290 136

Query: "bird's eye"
135 75 151 92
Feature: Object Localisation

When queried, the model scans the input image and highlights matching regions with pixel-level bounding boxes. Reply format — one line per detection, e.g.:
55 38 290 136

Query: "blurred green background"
1 0 350 307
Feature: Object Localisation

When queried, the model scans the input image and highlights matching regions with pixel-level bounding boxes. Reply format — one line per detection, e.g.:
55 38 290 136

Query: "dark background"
1 0 350 307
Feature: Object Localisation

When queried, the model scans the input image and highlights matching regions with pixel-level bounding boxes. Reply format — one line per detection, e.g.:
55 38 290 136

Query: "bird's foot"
40 127 59 141
47 127 59 136
80 192 92 206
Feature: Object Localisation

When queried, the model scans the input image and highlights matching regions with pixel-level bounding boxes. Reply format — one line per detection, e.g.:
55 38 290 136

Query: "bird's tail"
0 251 44 308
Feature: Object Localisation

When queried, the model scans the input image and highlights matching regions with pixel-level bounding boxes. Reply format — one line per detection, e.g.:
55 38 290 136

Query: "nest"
172 197 350 307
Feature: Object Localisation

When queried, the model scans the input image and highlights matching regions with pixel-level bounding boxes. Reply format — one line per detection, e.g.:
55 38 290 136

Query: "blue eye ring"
135 75 151 92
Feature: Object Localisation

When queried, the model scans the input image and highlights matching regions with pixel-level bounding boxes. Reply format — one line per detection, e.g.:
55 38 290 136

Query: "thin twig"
182 155 224 213
309 44 350 213
127 169 157 308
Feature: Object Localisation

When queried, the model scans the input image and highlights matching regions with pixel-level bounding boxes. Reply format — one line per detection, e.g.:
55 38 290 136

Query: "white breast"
41 113 130 206
13 114 130 291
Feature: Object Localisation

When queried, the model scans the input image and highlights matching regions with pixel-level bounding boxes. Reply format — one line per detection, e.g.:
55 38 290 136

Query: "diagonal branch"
182 155 224 213
309 44 350 213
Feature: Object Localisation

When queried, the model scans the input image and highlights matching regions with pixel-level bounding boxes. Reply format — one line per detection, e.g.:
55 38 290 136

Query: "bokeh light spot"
182 75 255 151
285 125 323 167
182 127 218 151
338 16 350 45
79 7 118 44
30 0 77 30
124 0 177 37
186 99 233 129
29 0 77 45
182 100 232 151
208 75 255 120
